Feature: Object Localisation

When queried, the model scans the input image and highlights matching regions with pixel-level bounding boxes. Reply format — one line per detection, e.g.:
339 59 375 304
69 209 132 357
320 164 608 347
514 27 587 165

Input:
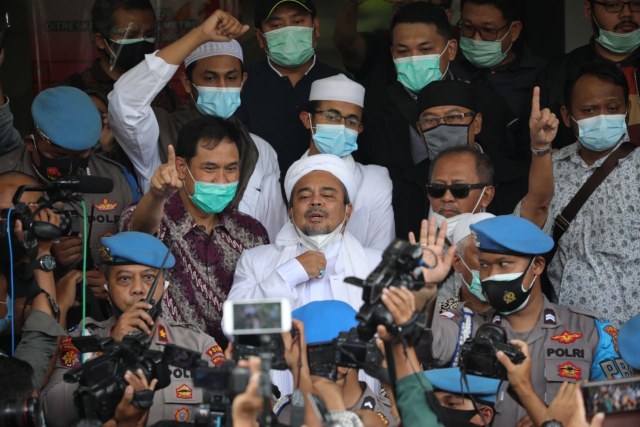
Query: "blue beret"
101 232 175 269
618 313 640 371
31 86 102 151
470 215 554 256
292 300 357 345
424 367 501 404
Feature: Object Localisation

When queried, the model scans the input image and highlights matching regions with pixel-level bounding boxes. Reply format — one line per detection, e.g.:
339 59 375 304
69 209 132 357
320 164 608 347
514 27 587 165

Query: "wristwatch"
36 254 57 272
541 420 563 427
531 145 552 156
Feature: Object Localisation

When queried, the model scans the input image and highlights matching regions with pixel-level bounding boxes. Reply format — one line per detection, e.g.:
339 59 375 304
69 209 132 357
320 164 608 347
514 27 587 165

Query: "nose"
130 277 146 296
442 187 456 202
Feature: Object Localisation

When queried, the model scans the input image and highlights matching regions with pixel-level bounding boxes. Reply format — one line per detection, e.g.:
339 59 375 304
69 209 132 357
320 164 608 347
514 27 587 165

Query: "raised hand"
529 86 559 148
200 9 250 42
408 217 456 286
149 145 182 200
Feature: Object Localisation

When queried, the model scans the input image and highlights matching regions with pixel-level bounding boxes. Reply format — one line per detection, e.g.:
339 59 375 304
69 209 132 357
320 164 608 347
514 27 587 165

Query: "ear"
472 112 483 135
509 21 523 43
94 32 108 50
479 406 494 425
560 105 572 128
532 255 546 276
584 0 593 21
300 111 312 129
255 28 267 50
313 17 321 39
25 135 36 154
445 9 453 23
344 203 353 223
452 253 463 273
241 71 248 88
445 38 458 62
287 205 293 221
480 185 495 209
175 156 187 180
179 71 192 94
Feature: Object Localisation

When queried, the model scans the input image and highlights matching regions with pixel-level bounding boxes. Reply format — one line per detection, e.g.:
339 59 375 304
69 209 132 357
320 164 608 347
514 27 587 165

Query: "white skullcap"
453 213 495 245
184 40 244 68
309 74 365 108
284 154 357 202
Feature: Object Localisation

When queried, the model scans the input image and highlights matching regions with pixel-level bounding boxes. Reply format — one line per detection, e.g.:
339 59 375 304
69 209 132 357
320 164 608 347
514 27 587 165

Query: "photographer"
41 231 226 426
424 215 631 427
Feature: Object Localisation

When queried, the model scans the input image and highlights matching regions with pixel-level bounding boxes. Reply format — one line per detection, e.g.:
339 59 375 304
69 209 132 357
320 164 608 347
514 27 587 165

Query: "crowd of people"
0 0 639 426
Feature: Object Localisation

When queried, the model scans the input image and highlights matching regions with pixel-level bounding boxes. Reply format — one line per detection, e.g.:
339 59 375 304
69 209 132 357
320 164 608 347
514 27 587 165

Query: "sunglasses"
425 183 487 199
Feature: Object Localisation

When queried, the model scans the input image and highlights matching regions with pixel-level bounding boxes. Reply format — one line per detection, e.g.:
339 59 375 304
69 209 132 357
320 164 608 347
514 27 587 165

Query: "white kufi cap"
309 74 365 107
285 154 356 203
184 40 243 68
452 212 496 245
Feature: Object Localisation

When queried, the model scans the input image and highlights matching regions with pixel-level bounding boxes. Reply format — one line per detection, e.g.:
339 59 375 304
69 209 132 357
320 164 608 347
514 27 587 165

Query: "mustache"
615 20 639 31
304 207 329 217
437 203 461 215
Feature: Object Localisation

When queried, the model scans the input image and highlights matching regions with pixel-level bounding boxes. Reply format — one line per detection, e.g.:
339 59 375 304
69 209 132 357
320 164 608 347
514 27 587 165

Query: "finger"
408 231 416 245
590 413 605 427
531 86 541 116
508 339 530 357
540 108 551 126
376 325 392 341
496 350 515 371
166 144 176 166
420 218 429 244
122 384 135 404
149 378 158 391
125 317 152 334
247 356 261 375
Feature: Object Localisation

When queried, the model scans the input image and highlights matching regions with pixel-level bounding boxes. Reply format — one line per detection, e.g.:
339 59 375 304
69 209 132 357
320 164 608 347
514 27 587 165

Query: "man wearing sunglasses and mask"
423 215 630 427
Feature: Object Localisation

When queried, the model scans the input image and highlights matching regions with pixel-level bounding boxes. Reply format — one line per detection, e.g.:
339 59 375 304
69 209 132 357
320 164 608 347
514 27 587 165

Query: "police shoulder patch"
175 407 190 422
59 336 81 368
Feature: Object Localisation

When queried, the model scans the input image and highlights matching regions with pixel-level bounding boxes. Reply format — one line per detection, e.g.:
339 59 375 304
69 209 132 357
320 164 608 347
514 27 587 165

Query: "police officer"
41 231 225 426
427 215 631 427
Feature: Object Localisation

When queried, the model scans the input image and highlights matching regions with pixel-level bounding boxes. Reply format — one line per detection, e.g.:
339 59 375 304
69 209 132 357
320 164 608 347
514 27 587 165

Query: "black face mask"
438 405 482 427
481 258 536 315
107 39 155 71
34 154 90 182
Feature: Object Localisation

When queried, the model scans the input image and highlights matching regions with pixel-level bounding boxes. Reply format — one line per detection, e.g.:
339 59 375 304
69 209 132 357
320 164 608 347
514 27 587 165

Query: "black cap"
255 0 316 28
417 80 477 115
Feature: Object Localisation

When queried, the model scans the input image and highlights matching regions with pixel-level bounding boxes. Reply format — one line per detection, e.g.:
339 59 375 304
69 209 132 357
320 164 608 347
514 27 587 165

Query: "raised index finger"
166 144 176 166
531 86 541 116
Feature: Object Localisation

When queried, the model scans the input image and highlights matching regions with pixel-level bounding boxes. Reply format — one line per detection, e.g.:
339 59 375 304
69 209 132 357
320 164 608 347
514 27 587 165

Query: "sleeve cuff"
21 310 65 336
277 258 309 289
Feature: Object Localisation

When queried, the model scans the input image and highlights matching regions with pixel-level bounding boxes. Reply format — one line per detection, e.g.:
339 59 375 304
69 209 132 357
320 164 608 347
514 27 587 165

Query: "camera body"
459 324 526 380
233 334 287 371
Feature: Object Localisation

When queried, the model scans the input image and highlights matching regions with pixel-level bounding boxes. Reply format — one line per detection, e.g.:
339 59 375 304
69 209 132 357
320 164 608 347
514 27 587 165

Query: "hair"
92 0 155 35
461 0 521 23
0 356 34 400
185 59 245 82
429 146 495 184
390 2 452 41
175 116 242 164
302 100 320 114
563 61 630 113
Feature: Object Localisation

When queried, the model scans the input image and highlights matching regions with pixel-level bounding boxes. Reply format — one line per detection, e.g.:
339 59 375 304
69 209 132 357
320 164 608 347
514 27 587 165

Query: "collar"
559 138 629 169
267 54 317 77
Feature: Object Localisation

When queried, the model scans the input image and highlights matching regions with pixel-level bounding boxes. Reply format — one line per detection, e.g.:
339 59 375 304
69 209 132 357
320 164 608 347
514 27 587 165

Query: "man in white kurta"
108 18 285 240
297 74 395 251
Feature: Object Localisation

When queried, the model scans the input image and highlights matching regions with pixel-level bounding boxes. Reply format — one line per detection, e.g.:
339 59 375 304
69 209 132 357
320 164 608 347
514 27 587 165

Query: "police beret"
470 215 554 256
101 232 175 269
618 313 640 371
31 86 102 152
424 367 501 404
292 300 357 345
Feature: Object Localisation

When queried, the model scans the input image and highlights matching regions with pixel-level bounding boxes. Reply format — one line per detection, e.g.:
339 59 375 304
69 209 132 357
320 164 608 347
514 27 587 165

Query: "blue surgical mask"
594 17 640 54
264 26 315 67
459 24 512 68
186 166 238 214
311 120 359 157
193 84 242 119
573 114 627 152
393 42 449 93
458 257 486 302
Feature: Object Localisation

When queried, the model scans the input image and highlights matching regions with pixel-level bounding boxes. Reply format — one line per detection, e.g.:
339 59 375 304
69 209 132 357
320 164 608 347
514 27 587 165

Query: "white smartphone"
222 298 292 336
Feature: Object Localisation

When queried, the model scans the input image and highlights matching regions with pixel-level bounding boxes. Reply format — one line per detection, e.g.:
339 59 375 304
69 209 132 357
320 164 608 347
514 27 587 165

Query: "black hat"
255 0 316 28
417 80 477 114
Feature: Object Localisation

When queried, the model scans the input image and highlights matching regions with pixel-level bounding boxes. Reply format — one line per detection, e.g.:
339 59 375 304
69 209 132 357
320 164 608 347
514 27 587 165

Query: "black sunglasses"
425 183 487 199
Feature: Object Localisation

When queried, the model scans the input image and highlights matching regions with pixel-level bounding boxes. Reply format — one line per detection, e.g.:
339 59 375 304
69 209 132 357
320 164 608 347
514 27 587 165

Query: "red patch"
158 324 168 343
59 336 81 368
46 167 61 179
176 384 192 399
175 408 190 422
604 325 619 352
206 345 225 366
558 361 582 380
94 198 118 211
551 330 583 344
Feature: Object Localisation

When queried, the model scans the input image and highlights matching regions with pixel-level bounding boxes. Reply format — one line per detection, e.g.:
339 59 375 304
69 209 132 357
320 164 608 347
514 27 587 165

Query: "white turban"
284 154 356 203
309 74 365 107
453 212 495 245
184 40 243 68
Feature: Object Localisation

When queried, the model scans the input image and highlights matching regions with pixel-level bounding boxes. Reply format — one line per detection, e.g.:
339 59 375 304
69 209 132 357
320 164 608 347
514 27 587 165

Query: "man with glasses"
297 74 395 251
539 0 640 148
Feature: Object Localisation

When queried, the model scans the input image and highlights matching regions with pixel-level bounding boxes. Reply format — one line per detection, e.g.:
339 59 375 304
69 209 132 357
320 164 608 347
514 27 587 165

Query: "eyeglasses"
425 183 487 198
419 112 475 129
593 1 640 12
314 110 362 129
458 21 510 41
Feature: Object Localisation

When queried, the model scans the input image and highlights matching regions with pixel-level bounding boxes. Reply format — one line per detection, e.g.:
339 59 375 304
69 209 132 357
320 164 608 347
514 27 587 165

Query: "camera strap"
130 389 154 409
390 312 427 347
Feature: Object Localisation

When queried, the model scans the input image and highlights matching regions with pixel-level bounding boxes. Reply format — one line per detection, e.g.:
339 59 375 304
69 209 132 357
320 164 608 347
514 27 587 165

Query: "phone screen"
232 301 283 333
583 377 640 416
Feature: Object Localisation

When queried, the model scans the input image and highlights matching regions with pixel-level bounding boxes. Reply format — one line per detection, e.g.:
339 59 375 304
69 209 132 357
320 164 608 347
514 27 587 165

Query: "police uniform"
0 87 135 266
428 216 632 427
41 232 226 426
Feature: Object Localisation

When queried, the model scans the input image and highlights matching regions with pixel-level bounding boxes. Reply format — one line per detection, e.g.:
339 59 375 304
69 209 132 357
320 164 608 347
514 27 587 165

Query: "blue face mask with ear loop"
192 83 242 119
308 113 359 157
458 255 486 302
571 113 628 152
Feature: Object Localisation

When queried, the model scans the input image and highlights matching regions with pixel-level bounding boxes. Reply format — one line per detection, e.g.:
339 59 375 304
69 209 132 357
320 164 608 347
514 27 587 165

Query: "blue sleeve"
120 165 142 203
590 319 633 380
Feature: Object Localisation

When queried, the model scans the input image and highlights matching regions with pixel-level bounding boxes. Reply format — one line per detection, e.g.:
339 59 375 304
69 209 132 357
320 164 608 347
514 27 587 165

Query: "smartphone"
582 376 640 416
222 298 291 336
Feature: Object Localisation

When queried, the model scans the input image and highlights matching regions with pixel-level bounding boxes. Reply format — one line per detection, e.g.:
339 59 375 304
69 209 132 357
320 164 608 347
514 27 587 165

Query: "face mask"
459 24 512 68
311 119 359 157
393 42 449 93
481 258 536 315
431 187 487 241
106 37 156 71
264 26 315 67
422 124 470 160
594 18 640 54
33 140 90 181
458 256 486 302
437 405 481 427
193 85 242 119
293 220 346 251
573 114 627 152
186 166 238 214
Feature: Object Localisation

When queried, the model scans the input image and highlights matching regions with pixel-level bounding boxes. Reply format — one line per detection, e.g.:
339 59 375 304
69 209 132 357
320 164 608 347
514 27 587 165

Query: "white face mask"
294 220 346 251
431 186 487 241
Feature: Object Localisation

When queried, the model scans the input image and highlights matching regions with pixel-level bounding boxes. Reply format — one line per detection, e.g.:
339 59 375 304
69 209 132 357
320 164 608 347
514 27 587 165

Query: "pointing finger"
166 144 176 166
531 86 541 116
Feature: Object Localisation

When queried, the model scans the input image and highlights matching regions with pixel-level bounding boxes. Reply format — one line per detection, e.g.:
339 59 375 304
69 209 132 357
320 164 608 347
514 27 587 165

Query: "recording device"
62 333 199 422
583 376 640 416
459 324 526 380
222 298 291 336
345 239 428 341
0 397 42 427
233 334 287 371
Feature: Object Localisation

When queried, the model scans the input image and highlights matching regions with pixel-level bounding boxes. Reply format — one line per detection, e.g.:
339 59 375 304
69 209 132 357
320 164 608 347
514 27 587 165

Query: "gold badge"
503 291 516 304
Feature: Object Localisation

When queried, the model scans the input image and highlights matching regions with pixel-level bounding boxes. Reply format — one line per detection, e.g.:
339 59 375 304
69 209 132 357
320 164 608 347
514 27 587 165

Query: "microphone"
54 176 114 194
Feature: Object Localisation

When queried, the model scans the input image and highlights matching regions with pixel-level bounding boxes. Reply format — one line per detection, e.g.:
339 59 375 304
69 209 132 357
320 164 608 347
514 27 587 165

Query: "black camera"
233 334 287 371
345 239 427 341
0 397 42 427
459 324 526 380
